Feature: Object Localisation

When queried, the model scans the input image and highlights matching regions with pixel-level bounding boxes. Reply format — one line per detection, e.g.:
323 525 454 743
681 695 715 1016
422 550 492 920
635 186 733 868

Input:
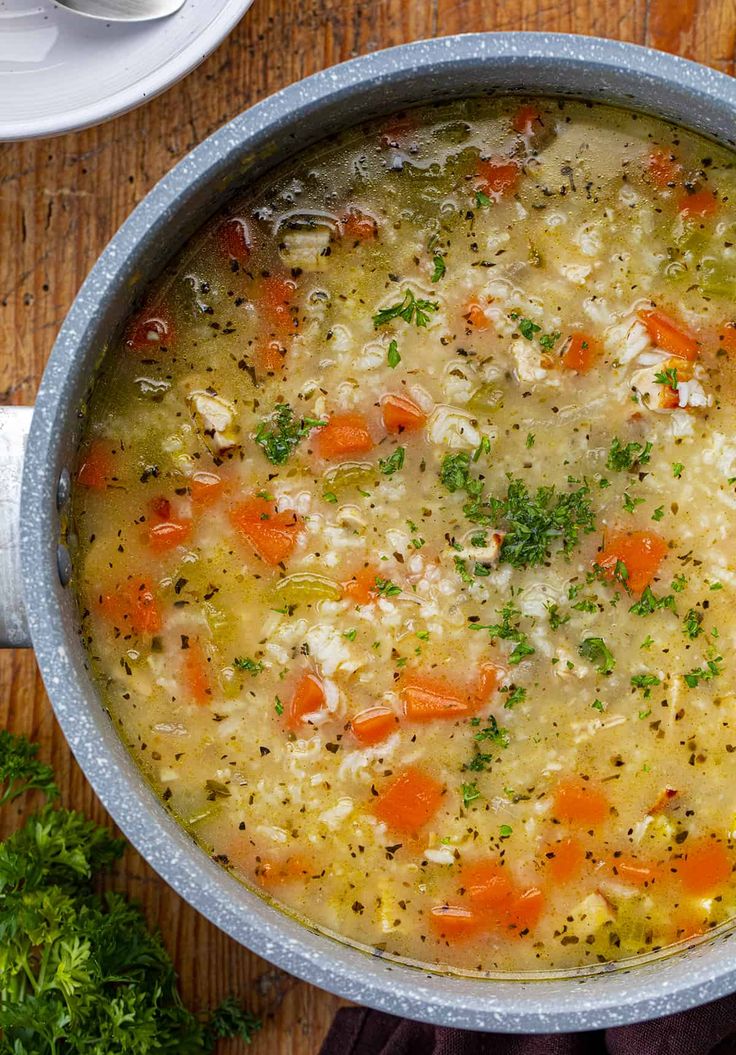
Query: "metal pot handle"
0 406 33 648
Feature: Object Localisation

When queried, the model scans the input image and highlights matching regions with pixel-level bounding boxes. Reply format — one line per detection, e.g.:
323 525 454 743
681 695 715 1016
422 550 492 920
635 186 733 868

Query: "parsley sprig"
0 732 260 1053
373 289 439 329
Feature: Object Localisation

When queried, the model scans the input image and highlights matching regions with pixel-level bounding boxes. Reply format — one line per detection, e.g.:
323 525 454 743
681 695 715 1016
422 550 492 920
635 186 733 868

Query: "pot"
3 32 736 1033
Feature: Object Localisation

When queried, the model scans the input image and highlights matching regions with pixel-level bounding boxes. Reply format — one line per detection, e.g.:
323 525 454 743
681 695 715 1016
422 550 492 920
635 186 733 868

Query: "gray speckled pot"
10 32 736 1033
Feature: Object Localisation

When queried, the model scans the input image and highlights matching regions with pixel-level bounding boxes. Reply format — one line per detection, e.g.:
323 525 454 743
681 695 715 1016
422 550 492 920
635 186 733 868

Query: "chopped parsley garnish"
606 438 653 472
454 556 473 584
387 339 401 368
375 576 401 597
499 824 513 839
471 602 535 665
323 491 338 503
654 366 679 390
233 656 264 676
622 492 645 513
673 462 684 479
592 698 605 712
372 289 439 329
440 457 596 567
526 432 536 448
255 403 326 465
475 190 492 208
274 696 284 715
431 255 446 282
440 451 475 493
512 315 542 341
628 586 675 616
471 714 510 748
501 685 527 709
466 715 509 772
683 608 704 640
492 478 596 568
343 628 357 641
379 446 405 476
641 634 654 650
684 656 723 687
539 330 561 350
579 636 615 675
631 672 661 697
652 506 665 522
545 602 570 630
461 781 481 808
672 573 688 592
572 598 598 613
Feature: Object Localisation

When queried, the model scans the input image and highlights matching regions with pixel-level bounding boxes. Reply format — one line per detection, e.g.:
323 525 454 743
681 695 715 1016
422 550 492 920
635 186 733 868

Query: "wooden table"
1 0 735 1050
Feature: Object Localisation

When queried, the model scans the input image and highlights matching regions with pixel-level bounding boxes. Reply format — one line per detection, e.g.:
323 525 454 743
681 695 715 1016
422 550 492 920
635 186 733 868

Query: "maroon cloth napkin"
319 1002 736 1055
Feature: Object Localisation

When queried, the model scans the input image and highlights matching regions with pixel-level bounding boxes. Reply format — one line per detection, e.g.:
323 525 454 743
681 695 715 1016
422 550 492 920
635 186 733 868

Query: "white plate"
0 0 254 140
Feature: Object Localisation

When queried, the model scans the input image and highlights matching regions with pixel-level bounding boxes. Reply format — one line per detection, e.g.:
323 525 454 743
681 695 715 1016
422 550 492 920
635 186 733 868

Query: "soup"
70 97 736 975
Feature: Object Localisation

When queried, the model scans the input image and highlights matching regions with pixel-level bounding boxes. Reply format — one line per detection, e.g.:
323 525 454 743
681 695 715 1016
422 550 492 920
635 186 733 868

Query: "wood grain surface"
2 1 736 1051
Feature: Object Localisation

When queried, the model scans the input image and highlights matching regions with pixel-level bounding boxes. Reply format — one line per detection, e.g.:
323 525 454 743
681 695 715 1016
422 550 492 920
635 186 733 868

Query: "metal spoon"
55 0 186 21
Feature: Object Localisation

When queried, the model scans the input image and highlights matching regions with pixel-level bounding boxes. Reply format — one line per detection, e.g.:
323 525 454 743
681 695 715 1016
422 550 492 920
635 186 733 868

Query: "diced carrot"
183 639 211 705
256 341 286 374
261 275 297 333
679 188 718 219
465 303 490 329
342 566 379 605
341 208 377 242
561 332 600 374
125 308 173 354
316 412 373 458
553 780 610 827
676 839 732 896
429 905 484 941
77 441 113 490
400 674 469 722
287 672 326 730
230 496 301 567
612 855 661 887
219 216 251 265
372 765 443 834
475 662 502 704
597 530 668 595
507 887 545 932
719 323 736 354
148 519 191 553
638 309 699 361
99 577 161 636
512 105 541 136
257 854 313 887
190 471 224 505
476 157 520 198
381 394 426 434
350 706 399 745
462 859 514 908
647 149 682 189
462 860 544 932
545 837 585 883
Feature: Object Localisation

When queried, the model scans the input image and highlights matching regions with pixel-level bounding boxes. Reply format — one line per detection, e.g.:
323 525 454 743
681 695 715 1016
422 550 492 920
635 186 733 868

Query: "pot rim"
20 31 736 1033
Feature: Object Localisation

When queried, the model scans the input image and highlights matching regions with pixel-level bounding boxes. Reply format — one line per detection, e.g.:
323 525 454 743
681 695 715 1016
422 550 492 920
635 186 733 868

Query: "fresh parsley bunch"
0 732 259 1053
